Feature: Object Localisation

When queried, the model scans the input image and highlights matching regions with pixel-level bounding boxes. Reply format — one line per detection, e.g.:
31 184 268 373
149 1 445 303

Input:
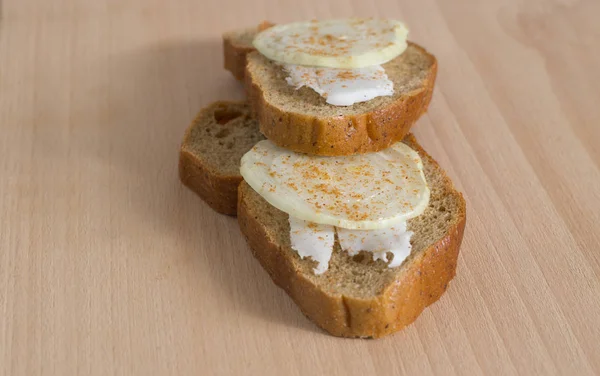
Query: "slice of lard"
289 217 413 274
289 216 335 275
336 224 413 268
283 64 394 106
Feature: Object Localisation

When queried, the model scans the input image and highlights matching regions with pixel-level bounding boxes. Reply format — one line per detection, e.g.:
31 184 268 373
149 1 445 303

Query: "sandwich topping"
253 18 409 106
289 217 335 275
240 140 429 230
283 64 394 106
336 224 413 268
253 18 409 68
289 219 414 275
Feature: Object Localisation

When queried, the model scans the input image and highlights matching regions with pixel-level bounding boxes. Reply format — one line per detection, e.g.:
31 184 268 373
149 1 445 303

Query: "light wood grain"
1 0 599 375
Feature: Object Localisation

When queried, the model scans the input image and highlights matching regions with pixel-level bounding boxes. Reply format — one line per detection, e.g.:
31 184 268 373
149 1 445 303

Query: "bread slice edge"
179 101 257 216
223 21 274 80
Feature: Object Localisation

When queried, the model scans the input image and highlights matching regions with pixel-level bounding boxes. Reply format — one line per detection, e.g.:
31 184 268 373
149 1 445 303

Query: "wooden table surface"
2 0 599 375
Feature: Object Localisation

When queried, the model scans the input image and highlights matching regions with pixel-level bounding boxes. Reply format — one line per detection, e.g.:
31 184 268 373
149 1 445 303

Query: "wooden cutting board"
1 0 599 375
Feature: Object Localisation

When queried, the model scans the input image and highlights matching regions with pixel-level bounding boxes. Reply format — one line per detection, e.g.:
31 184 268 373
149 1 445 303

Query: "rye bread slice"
223 22 274 80
245 43 437 156
179 101 264 215
237 134 466 338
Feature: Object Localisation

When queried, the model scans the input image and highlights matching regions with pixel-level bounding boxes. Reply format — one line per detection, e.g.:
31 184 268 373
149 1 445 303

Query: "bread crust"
223 22 274 81
237 134 466 338
179 102 252 216
223 35 253 81
244 43 437 156
179 150 241 216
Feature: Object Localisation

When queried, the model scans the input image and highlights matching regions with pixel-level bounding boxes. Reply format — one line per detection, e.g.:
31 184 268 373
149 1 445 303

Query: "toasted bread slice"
237 134 466 338
179 101 264 215
245 43 437 156
223 21 274 80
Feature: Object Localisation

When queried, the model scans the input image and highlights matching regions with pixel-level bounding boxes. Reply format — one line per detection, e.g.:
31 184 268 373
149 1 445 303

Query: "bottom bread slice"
179 101 263 215
237 134 466 338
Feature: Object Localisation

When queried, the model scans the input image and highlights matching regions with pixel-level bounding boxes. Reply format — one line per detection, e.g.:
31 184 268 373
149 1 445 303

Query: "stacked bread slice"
180 19 466 338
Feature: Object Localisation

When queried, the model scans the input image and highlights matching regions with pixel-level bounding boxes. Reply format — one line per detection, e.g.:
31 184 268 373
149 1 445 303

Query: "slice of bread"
237 134 466 338
245 43 437 156
179 101 264 215
223 21 274 80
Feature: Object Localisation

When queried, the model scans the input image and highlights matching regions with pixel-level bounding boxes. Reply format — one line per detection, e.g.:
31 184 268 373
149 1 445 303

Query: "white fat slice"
289 217 335 275
283 64 394 106
336 223 413 268
240 140 429 230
